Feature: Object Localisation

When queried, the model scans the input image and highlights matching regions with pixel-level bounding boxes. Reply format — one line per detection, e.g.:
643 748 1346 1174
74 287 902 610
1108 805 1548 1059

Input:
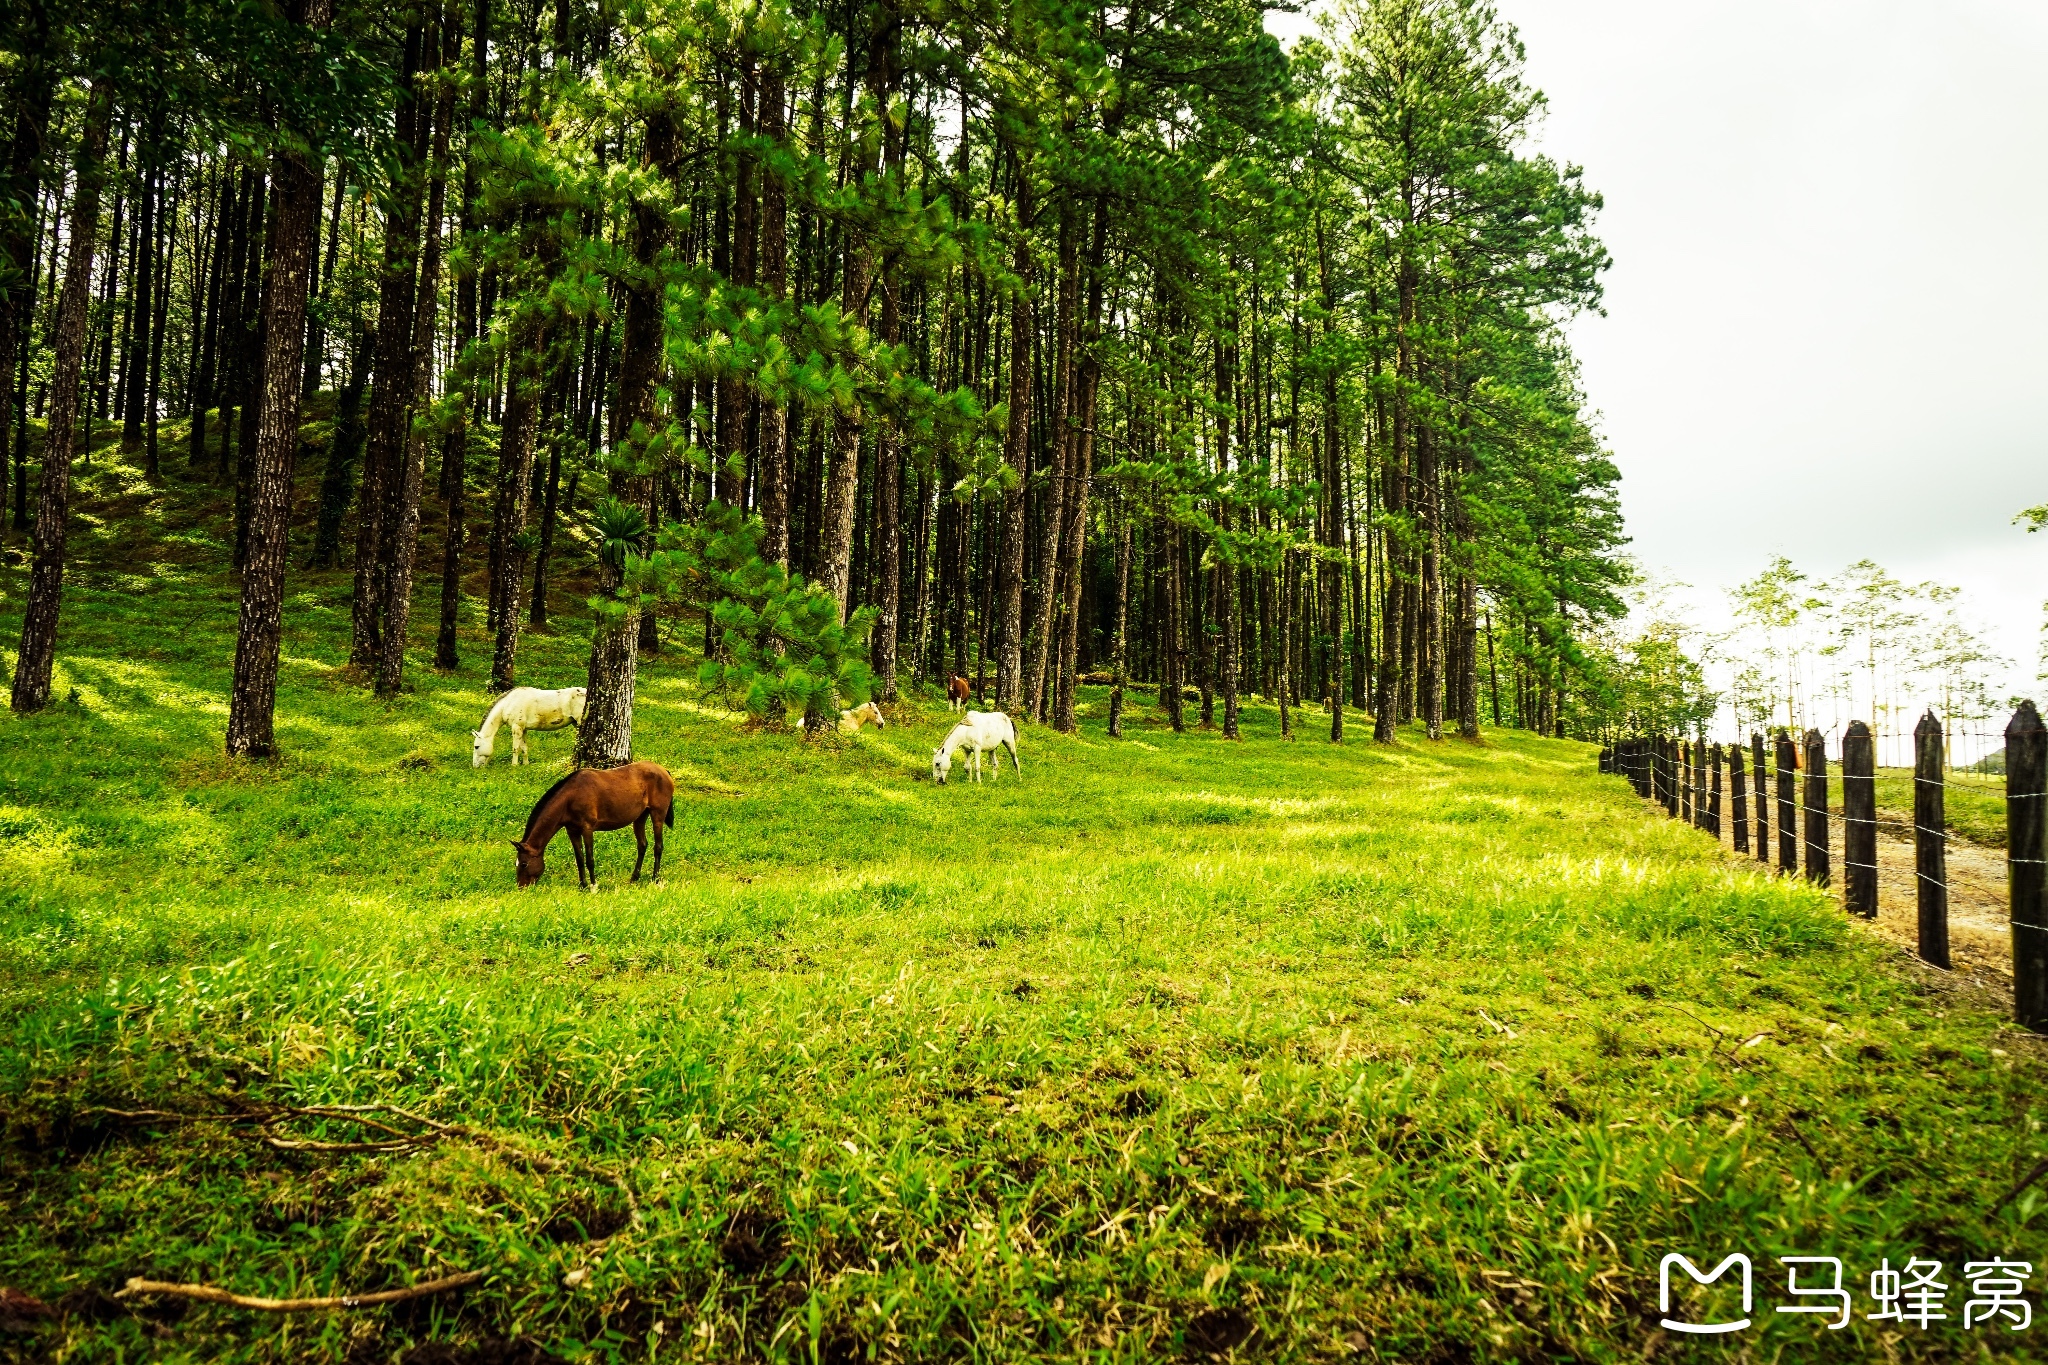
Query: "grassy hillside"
1 435 2043 1363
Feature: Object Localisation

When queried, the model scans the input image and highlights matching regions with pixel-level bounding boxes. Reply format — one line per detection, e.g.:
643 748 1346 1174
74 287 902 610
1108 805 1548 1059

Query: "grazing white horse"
473 686 587 767
932 710 1019 785
838 701 887 735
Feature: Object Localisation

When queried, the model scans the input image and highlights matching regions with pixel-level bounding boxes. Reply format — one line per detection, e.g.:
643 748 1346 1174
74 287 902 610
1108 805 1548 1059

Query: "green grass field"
2 436 2045 1363
1874 769 2008 851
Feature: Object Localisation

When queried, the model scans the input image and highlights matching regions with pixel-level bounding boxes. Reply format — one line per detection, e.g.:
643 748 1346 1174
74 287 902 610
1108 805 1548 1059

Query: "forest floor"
1 429 2046 1363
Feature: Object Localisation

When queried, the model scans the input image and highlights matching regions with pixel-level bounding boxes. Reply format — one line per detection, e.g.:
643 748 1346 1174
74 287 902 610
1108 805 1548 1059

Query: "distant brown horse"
946 675 971 712
513 762 675 889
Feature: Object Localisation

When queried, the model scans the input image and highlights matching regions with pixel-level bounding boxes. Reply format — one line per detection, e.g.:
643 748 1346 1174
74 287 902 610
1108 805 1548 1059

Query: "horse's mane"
522 772 579 841
478 689 518 738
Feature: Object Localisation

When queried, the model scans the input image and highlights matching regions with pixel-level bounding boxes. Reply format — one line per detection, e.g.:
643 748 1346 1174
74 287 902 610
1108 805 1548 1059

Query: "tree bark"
574 98 677 761
0 8 54 519
994 148 1031 711
434 0 488 671
756 65 791 568
1374 256 1415 743
487 320 546 692
120 120 159 452
349 20 428 669
1419 421 1441 739
225 2 334 753
373 11 457 697
817 26 890 615
1106 490 1130 738
1054 198 1108 734
11 85 112 714
1024 188 1077 720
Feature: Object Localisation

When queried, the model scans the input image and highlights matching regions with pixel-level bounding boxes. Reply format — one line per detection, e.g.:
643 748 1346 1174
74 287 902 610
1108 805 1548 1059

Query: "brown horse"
513 762 675 889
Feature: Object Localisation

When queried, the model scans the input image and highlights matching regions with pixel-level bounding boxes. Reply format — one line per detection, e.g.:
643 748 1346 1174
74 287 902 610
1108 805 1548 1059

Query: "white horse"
932 711 1019 785
473 686 587 767
838 701 887 735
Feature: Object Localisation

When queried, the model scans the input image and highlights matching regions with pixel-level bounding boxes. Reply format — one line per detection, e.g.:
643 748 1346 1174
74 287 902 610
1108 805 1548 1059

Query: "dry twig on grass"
117 1270 485 1312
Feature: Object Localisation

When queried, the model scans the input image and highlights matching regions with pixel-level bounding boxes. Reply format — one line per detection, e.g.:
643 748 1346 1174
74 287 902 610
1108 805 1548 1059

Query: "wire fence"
1602 705 2048 1031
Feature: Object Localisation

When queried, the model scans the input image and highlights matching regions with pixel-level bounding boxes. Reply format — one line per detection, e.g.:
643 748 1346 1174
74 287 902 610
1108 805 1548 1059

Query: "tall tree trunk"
528 410 564 626
435 0 490 670
311 325 372 568
374 12 456 697
1419 420 1442 740
225 0 335 753
817 24 890 616
213 168 251 488
1314 212 1343 742
993 147 1031 711
755 65 790 568
303 165 341 398
1054 198 1107 734
232 175 270 567
1278 548 1295 738
1106 490 1130 738
120 120 159 452
349 20 428 669
1216 312 1239 741
144 163 172 476
487 317 547 691
0 0 54 521
1024 187 1077 720
1374 255 1415 743
190 168 229 468
11 85 111 715
575 101 677 763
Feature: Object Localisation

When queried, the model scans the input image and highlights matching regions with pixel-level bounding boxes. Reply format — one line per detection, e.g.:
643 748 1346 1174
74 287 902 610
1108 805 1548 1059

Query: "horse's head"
859 702 885 729
512 839 543 887
931 745 952 785
472 730 490 768
567 688 588 723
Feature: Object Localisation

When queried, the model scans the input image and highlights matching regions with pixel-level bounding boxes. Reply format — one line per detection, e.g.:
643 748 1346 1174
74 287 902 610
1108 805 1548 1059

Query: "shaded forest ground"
0 430 2045 1363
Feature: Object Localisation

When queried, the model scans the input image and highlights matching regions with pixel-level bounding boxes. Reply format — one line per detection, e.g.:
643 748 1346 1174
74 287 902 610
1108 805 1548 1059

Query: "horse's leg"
571 829 587 887
651 809 664 882
583 830 598 890
631 815 648 883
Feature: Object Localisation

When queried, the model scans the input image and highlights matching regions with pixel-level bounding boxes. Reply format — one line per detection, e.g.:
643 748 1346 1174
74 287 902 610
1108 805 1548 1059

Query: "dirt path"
1863 831 2013 987
1705 816 2014 990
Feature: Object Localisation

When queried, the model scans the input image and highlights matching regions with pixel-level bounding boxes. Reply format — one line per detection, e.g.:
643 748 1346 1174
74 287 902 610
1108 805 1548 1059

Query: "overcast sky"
1268 0 2048 704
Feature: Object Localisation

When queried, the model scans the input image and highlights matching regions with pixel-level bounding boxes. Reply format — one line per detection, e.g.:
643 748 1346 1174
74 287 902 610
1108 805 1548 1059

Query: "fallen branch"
1991 1154 2048 1217
118 1270 484 1313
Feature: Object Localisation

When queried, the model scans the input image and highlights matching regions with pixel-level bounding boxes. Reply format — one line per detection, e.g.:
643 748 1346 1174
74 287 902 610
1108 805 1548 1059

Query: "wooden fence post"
1843 719 1875 917
1709 744 1723 840
1731 741 1749 853
1776 731 1799 874
1664 737 1679 817
1803 728 1830 888
1692 739 1706 829
1914 710 1948 969
1752 732 1770 864
2009 701 2047 1031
